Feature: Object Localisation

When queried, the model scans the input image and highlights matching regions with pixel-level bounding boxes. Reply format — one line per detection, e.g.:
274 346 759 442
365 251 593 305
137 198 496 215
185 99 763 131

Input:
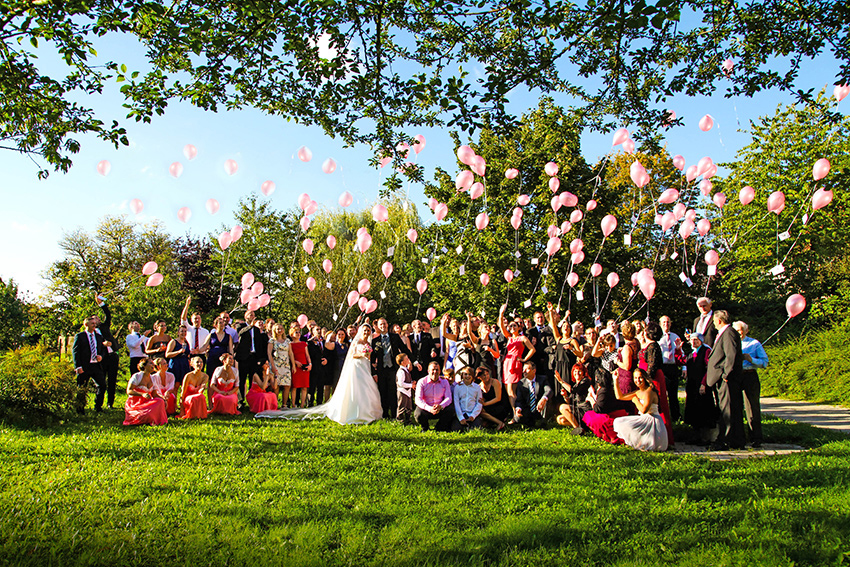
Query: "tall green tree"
0 279 28 350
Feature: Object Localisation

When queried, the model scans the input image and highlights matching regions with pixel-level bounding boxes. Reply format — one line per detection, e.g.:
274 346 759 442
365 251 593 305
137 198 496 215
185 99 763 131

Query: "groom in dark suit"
372 318 410 418
706 310 745 449
408 319 437 380
72 316 107 414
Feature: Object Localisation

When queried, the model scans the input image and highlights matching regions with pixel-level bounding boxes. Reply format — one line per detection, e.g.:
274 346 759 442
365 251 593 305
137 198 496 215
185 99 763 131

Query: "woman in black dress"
683 332 718 443
478 366 510 429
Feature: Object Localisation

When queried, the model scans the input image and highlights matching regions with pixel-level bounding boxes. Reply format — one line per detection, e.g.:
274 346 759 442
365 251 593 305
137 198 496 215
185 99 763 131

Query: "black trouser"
377 365 398 418
716 379 745 448
309 368 327 406
129 357 146 378
661 363 681 422
741 370 763 443
415 406 454 431
103 352 120 407
76 363 106 412
237 355 263 402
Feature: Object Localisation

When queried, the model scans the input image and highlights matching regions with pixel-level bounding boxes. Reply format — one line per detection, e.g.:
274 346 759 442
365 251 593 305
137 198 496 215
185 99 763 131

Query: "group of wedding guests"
74 293 768 451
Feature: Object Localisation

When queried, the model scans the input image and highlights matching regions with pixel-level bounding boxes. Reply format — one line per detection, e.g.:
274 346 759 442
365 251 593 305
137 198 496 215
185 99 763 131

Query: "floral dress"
272 338 292 387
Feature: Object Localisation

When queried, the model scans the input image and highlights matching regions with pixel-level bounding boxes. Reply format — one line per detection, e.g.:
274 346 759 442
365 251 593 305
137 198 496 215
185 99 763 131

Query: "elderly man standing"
659 315 685 422
693 297 717 348
706 310 745 449
733 321 768 448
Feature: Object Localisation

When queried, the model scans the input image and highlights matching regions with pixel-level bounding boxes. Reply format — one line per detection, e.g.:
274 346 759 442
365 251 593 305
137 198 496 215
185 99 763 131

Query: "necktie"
194 328 199 350
415 333 420 344
529 380 537 412
382 335 392 367
250 328 255 353
698 315 706 333
88 332 97 363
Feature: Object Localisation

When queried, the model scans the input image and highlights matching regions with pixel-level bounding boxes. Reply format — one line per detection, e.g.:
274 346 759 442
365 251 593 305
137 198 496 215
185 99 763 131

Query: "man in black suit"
526 311 556 384
371 317 410 418
72 316 107 414
514 360 554 428
705 310 745 449
307 324 328 406
235 311 268 404
93 294 120 409
693 296 718 348
408 319 437 380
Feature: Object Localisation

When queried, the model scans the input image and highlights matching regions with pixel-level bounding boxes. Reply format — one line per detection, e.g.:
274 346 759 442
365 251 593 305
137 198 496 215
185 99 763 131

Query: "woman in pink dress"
246 361 280 412
123 359 168 426
179 356 209 420
151 357 177 415
210 353 240 415
497 304 535 422
288 325 312 408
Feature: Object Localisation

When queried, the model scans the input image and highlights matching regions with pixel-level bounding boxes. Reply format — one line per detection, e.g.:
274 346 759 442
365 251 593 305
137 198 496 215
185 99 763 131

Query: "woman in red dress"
497 304 535 422
151 357 177 415
246 361 280 413
179 356 209 420
210 353 240 415
123 359 168 426
288 324 312 408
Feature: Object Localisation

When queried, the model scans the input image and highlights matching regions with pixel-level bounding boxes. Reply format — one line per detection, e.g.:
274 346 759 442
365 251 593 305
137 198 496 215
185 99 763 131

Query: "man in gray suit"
705 310 745 449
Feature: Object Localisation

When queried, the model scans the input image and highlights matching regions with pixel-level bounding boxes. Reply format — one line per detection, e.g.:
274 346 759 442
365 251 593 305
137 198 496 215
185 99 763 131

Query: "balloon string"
217 247 233 306
762 316 792 346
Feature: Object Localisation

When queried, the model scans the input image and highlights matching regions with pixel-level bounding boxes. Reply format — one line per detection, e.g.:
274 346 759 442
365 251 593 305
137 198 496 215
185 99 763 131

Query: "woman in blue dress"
202 317 233 384
165 325 192 384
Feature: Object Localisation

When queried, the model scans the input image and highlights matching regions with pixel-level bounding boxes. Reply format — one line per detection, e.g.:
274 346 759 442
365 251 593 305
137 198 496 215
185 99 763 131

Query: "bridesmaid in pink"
497 304 535 422
151 357 177 415
123 359 168 426
210 353 240 415
246 361 279 412
179 356 209 420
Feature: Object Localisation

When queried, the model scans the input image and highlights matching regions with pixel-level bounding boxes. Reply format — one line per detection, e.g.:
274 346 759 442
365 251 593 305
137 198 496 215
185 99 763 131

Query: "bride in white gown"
256 324 382 425
611 367 669 452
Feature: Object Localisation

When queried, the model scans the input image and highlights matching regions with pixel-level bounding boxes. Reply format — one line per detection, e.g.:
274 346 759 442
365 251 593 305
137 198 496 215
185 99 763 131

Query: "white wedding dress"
612 403 669 452
255 340 382 425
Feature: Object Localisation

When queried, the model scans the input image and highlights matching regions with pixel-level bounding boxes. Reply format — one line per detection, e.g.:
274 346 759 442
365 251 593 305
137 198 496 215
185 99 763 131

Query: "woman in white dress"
612 368 669 452
255 324 382 425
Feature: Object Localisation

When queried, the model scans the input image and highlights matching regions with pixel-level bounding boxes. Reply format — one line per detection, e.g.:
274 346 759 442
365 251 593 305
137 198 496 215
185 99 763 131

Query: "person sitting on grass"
555 363 593 435
123 359 168 426
478 367 510 431
246 361 280 413
414 361 453 432
179 356 209 420
210 353 240 415
151 357 177 415
612 368 669 452
514 360 554 428
453 367 484 431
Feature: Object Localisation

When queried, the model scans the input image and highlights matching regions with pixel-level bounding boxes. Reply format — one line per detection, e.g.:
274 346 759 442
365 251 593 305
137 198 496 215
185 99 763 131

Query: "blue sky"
1 31 843 299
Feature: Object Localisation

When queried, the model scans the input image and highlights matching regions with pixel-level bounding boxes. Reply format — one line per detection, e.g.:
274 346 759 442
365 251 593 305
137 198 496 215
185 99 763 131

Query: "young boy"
453 367 483 430
396 353 414 425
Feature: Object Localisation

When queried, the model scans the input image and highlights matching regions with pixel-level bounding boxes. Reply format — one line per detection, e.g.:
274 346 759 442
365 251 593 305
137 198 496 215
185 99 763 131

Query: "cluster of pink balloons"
142 261 163 286
298 193 319 216
218 224 243 251
239 272 270 311
456 145 487 176
634 268 656 300
427 199 449 221
611 128 634 153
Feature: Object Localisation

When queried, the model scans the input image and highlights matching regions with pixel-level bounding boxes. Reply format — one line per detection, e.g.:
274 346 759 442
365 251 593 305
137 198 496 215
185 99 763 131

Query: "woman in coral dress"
497 304 535 422
179 356 209 420
210 353 240 415
151 357 177 415
246 361 280 413
288 325 312 408
123 359 168 426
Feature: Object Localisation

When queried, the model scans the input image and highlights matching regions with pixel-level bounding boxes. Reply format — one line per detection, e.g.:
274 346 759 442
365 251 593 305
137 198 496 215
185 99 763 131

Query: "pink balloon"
549 177 560 192
471 155 486 177
358 297 368 311
513 207 523 218
713 193 727 208
590 263 603 277
142 261 158 276
326 235 337 249
551 196 562 213
699 179 713 196
785 293 806 318
240 289 253 304
97 160 111 176
298 193 311 210
378 156 391 168
469 182 484 200
365 300 378 314
606 272 619 288
434 203 448 221
382 262 393 278
685 209 697 222
416 279 428 295
612 128 629 146
569 238 584 254
510 215 522 230
658 188 679 204
322 158 337 174
183 144 198 160
639 278 656 300
426 307 437 321
813 158 831 181
456 145 475 165
218 231 232 250
704 250 719 266
302 239 314 255
475 212 490 230
428 197 438 211
567 272 579 288
697 218 711 237
129 199 143 214
479 273 490 286
504 269 514 283
505 168 519 180
703 164 718 179
347 290 360 307
630 272 639 286
306 277 316 291
586 200 597 211
570 250 585 264
812 188 834 211
297 146 313 162
300 216 311 232
686 165 699 182
767 191 785 215
834 84 850 102
205 198 220 215
546 237 562 256
259 293 270 308
297 314 309 328
372 204 389 222
679 218 695 240
698 115 714 132
697 157 713 177
671 155 685 171
177 207 192 223
630 161 649 187
560 221 572 234
517 194 530 206
241 272 255 289
357 234 372 253
358 279 371 294
622 139 635 154
251 281 264 296
146 273 163 287
304 200 318 216
661 212 676 232
721 58 734 75
547 225 560 238
169 162 183 178
261 180 276 196
560 192 578 208
224 159 238 176
456 170 474 191
406 229 418 243
396 142 411 160
338 191 354 208
544 162 559 176
570 210 583 223
673 203 687 220
413 134 427 153
601 214 617 237
323 259 333 274
739 186 755 205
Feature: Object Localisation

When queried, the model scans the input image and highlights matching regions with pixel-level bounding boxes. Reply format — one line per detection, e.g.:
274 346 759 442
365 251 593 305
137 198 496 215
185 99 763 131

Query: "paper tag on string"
576 291 584 301
286 277 294 287
326 282 333 288
380 290 386 299
302 265 310 273
679 272 687 283
803 213 809 225
515 251 522 259
685 277 693 287
422 257 429 264
441 246 448 254
691 264 697 276
531 258 539 265
514 269 521 277
542 268 548 276
480 309 486 318
778 231 791 241
458 265 465 275
456 245 463 254
387 246 395 257
624 234 632 246
670 252 679 260
523 299 532 308
770 264 785 276
332 314 338 321
594 317 602 327
541 286 548 294
660 253 667 260
628 289 636 299
707 265 717 276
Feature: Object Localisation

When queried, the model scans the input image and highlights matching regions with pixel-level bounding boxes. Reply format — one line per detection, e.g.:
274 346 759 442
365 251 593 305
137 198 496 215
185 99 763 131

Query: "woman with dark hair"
612 368 669 452
581 364 629 444
555 363 593 434
145 320 171 358
498 304 536 421
123 359 168 426
639 321 675 445
210 353 240 415
615 320 640 397
202 317 233 380
165 325 191 385
683 333 718 444
478 366 510 430
179 356 209 419
547 303 581 390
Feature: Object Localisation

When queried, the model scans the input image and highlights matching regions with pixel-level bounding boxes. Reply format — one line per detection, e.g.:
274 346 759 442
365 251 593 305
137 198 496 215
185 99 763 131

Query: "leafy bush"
761 321 850 405
0 346 78 421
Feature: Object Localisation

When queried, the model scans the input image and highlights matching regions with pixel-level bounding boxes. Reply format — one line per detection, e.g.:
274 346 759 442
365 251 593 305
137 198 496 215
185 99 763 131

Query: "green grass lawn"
1 406 849 567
